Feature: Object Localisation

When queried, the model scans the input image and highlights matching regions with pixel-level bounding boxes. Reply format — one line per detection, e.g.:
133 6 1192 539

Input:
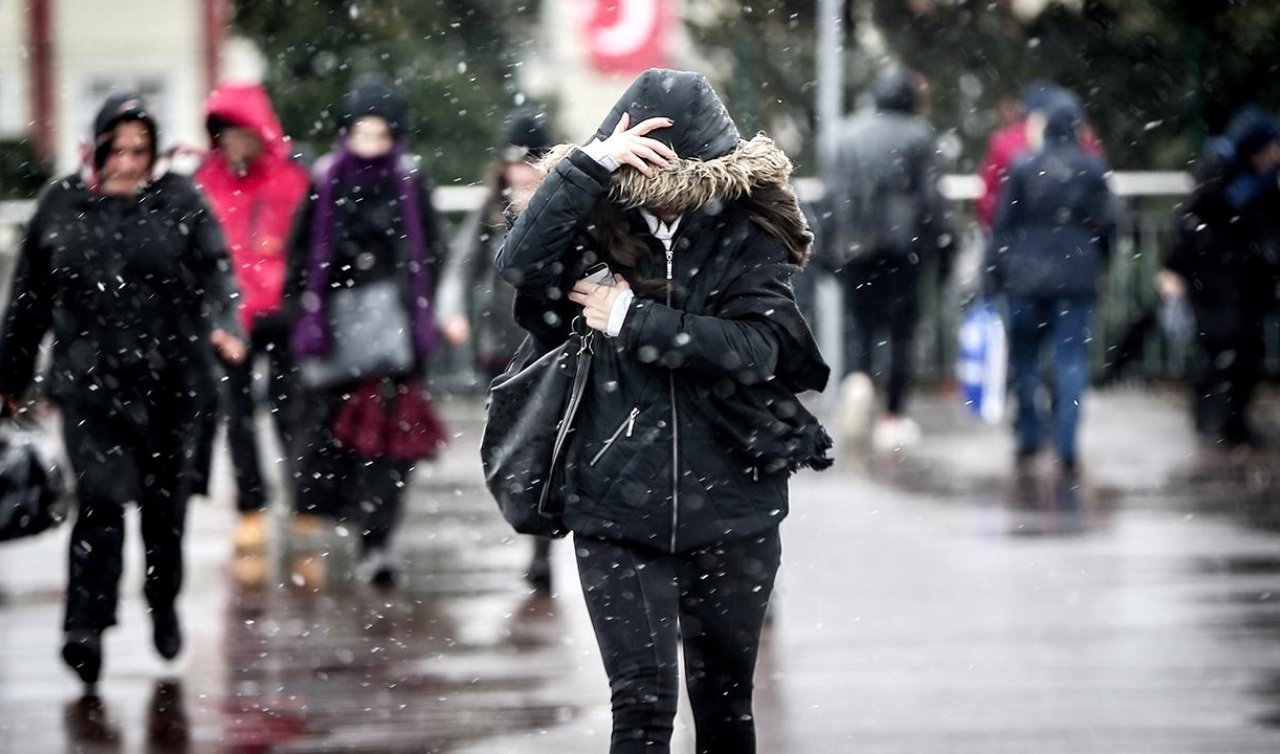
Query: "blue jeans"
1006 296 1094 466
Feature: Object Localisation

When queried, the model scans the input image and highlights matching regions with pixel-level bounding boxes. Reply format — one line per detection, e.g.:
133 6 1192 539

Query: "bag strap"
538 329 594 515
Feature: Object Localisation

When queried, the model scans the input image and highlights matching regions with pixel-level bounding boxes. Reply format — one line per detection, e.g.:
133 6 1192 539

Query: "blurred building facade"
523 0 693 141
3 0 232 173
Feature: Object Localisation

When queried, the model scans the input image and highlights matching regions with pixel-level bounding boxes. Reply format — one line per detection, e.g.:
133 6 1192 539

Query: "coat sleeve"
619 231 821 389
188 189 243 340
415 170 452 295
985 163 1024 294
0 192 55 397
497 149 613 348
915 129 954 274
496 149 612 296
434 204 487 321
282 187 317 323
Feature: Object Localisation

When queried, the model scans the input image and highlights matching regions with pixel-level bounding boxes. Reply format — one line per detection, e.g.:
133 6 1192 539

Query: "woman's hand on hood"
589 113 678 178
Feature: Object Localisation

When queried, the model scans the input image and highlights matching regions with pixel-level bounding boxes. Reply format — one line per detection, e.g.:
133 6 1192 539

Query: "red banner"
582 0 670 75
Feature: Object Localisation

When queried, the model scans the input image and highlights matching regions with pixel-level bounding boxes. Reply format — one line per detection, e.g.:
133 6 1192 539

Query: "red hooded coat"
195 83 309 334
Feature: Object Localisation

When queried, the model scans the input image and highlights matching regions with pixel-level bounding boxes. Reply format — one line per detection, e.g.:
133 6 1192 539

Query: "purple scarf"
291 142 438 361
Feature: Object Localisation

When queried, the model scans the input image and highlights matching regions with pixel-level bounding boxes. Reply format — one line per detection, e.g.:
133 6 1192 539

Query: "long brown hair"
584 182 813 295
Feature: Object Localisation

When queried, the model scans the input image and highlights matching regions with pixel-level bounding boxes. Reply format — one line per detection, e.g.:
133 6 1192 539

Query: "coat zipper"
590 407 639 466
666 247 679 553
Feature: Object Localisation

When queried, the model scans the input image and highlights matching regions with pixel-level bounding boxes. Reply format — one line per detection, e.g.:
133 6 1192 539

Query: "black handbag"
0 415 70 543
480 325 594 539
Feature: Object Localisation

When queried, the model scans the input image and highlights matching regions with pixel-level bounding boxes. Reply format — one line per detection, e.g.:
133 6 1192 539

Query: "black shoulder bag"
480 323 593 539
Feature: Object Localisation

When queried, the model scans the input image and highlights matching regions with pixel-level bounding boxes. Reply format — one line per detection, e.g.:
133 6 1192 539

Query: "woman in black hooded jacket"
0 94 244 686
497 69 830 754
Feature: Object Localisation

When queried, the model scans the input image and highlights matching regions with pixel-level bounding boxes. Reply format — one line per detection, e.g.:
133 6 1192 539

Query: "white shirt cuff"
580 140 620 173
605 289 635 337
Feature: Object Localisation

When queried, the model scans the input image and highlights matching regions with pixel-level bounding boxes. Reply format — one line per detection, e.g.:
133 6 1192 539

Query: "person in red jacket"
194 82 309 588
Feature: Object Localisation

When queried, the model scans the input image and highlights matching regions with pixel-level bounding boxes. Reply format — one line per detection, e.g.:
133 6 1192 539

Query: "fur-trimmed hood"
521 68 811 264
537 133 793 212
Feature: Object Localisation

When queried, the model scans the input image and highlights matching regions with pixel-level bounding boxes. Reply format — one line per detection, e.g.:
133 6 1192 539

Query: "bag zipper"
589 406 639 466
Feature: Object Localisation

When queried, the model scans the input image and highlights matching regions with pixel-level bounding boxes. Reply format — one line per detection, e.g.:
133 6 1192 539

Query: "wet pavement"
3 386 1280 752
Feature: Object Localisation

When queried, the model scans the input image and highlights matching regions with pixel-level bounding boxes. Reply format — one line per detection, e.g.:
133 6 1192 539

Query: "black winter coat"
498 148 828 552
0 173 238 414
1166 172 1280 341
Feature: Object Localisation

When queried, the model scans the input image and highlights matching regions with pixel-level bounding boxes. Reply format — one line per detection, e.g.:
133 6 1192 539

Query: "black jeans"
225 316 295 512
840 260 919 415
574 529 781 754
60 392 197 632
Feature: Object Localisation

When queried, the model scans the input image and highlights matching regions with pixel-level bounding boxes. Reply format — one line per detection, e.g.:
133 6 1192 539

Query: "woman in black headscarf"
0 94 244 686
497 69 831 754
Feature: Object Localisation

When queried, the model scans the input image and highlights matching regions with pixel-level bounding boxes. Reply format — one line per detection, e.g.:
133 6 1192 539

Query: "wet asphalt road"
3 386 1280 753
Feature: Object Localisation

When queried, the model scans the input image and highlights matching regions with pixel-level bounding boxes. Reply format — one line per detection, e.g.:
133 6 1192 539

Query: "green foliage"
231 0 543 184
0 139 54 200
688 0 1280 171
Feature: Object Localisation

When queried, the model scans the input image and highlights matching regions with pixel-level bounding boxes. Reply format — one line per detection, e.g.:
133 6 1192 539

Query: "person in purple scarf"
284 74 451 589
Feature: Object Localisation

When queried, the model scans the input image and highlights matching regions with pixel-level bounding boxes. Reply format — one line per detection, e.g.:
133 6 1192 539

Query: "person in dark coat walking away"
0 94 245 687
285 75 450 589
987 90 1115 475
195 82 310 589
497 68 832 754
829 64 953 452
1158 107 1280 446
436 109 560 592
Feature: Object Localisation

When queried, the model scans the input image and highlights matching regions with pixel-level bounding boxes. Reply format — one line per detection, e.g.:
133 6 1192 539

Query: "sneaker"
62 630 103 686
151 606 182 661
836 372 875 446
872 415 921 453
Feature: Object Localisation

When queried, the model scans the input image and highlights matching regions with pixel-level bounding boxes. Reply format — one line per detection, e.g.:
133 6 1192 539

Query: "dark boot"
524 537 553 592
62 630 103 686
151 606 182 660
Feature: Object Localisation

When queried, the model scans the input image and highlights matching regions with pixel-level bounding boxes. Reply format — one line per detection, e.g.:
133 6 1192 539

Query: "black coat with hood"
0 94 239 417
497 69 831 553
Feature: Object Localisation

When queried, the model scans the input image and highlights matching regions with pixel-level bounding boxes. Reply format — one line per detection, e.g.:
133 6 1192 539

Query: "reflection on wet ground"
4 388 1280 752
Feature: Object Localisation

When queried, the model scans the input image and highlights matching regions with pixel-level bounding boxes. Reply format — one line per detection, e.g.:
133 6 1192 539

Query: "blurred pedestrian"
497 68 832 754
986 90 1115 475
976 81 1104 233
194 82 309 589
436 108 558 592
285 74 450 589
829 64 953 452
1159 107 1280 446
0 94 245 686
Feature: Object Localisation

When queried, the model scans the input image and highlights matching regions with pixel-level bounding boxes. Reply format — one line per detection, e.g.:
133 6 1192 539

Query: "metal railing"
0 174 1195 388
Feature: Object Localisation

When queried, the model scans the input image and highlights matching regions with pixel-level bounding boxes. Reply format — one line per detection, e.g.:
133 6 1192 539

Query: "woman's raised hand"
596 113 679 178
